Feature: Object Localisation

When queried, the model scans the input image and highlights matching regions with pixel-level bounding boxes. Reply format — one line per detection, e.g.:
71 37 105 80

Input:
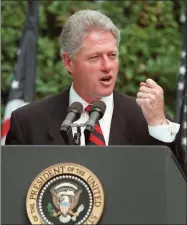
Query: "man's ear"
62 52 74 73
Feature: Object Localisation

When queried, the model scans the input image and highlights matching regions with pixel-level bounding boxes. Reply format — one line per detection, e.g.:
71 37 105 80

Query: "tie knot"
85 105 91 112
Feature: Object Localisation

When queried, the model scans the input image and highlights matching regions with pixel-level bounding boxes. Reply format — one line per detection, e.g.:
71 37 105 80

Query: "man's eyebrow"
107 51 119 54
86 50 118 56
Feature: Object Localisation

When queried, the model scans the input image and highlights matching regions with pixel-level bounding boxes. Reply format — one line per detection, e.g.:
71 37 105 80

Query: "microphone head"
90 100 106 119
67 102 83 120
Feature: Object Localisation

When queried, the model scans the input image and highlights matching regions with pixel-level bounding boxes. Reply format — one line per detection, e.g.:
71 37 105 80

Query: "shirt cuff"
148 120 180 143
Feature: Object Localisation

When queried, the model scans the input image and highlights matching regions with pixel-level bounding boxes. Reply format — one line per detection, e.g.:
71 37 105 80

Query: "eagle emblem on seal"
48 182 84 223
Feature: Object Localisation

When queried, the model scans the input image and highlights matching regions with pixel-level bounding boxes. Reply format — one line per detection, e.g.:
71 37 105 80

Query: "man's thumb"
146 78 158 88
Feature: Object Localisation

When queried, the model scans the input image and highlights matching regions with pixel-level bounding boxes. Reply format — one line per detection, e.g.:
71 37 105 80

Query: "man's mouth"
100 76 112 82
99 75 113 87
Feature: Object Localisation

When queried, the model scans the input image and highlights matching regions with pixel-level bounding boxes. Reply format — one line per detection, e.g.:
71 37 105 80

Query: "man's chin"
97 89 114 99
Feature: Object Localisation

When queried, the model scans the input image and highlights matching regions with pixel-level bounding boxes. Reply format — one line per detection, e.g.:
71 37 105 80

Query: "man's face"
63 31 119 103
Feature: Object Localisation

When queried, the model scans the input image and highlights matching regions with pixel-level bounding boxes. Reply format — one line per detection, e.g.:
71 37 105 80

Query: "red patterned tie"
85 105 106 146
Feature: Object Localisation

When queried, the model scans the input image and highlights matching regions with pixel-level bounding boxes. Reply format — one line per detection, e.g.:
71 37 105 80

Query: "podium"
1 145 186 224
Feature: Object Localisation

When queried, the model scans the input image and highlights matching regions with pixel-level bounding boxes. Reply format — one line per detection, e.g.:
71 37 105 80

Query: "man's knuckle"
151 88 156 95
140 86 144 92
150 94 156 100
159 87 164 94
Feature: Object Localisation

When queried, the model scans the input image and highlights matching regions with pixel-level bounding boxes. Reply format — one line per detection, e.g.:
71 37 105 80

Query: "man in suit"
6 10 184 169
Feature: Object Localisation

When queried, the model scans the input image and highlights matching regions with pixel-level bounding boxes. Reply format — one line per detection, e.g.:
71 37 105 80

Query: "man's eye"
90 56 99 60
109 54 117 59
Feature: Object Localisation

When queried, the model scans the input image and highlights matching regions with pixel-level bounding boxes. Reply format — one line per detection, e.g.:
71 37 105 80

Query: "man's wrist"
147 117 168 126
148 120 180 143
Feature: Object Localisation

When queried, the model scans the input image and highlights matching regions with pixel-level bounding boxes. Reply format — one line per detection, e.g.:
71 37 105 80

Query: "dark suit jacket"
5 88 185 170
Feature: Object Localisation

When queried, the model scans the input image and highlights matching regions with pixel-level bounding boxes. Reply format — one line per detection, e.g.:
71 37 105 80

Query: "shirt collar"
69 84 113 120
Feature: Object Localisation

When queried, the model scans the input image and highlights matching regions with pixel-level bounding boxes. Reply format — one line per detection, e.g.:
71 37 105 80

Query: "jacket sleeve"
5 111 27 145
147 129 186 175
168 131 186 175
135 115 186 175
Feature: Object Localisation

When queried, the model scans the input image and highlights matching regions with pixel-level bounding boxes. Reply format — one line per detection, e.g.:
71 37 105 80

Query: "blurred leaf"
1 0 185 119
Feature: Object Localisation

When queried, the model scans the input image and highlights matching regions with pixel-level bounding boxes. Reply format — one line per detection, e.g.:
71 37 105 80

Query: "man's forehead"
80 31 118 53
83 31 117 45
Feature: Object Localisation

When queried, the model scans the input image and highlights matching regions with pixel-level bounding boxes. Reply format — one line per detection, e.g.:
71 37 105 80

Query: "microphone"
60 102 83 135
84 100 106 134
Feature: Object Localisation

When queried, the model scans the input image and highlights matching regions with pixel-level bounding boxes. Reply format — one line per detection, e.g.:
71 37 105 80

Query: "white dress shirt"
69 85 180 145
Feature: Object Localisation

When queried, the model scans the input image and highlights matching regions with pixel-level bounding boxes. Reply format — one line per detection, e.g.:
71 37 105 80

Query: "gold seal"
26 163 104 224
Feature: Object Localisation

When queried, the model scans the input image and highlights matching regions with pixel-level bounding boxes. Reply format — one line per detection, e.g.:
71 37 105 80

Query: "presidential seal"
26 163 104 224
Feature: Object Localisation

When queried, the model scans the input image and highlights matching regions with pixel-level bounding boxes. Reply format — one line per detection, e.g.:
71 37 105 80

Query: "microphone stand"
60 121 90 145
84 129 91 145
72 124 81 145
71 122 89 145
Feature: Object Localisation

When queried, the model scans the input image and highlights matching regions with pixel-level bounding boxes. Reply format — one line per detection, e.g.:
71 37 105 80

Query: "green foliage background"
1 0 185 119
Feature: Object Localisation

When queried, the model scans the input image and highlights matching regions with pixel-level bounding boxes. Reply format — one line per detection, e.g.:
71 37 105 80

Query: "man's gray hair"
60 9 120 59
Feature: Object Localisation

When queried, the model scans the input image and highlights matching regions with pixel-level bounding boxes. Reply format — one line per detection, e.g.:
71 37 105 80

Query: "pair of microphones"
60 100 106 141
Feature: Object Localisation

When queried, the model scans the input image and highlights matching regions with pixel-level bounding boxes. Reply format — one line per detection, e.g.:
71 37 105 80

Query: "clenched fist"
136 78 168 126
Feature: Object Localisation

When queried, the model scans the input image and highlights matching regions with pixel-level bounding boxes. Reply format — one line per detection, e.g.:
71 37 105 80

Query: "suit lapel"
109 91 135 145
47 89 135 145
48 88 73 145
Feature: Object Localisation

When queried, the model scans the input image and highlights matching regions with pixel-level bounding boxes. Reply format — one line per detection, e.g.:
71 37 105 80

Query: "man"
5 10 184 169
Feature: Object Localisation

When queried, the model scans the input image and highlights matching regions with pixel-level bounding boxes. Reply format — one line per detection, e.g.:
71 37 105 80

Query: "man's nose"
100 56 112 72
